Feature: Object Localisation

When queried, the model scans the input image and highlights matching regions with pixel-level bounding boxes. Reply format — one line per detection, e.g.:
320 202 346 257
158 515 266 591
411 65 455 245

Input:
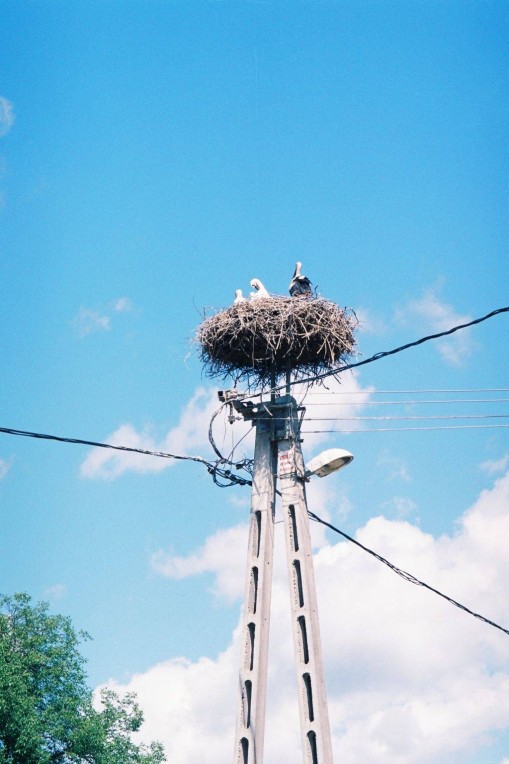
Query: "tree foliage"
0 594 165 764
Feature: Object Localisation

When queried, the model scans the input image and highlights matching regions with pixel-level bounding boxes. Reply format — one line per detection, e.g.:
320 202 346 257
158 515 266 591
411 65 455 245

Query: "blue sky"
1 2 508 761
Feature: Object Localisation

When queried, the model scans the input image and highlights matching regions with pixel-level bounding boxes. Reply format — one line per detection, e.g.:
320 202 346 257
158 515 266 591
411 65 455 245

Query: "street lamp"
305 447 354 478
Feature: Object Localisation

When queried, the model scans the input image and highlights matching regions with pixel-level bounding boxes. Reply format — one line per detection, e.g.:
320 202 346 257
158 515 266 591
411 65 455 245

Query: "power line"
308 510 509 638
299 388 509 395
304 398 509 406
299 306 509 389
302 424 509 433
0 426 252 488
0 426 208 463
242 306 509 400
301 414 509 422
2 308 507 485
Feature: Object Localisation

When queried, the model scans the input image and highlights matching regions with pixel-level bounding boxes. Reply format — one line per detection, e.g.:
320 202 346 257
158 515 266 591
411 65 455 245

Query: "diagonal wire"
0 426 253 488
241 306 509 400
302 424 509 433
308 510 509 637
0 426 213 466
301 414 509 421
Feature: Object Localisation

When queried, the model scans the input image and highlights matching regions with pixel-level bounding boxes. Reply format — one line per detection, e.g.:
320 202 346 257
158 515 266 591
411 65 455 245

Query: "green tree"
0 593 165 764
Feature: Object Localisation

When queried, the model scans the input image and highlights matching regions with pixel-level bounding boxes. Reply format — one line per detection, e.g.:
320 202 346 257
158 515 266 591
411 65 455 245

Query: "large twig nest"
195 296 358 389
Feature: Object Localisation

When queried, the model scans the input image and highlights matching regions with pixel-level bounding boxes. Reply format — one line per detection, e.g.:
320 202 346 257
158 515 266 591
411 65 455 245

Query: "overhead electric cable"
242 306 509 400
302 424 509 433
308 510 509 638
300 414 509 422
2 309 507 488
298 388 509 395
304 398 509 406
225 427 254 465
0 426 252 487
0 426 214 465
209 401 231 462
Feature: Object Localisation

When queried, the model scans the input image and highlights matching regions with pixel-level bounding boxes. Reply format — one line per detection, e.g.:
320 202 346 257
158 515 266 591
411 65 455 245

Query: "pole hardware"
218 389 243 403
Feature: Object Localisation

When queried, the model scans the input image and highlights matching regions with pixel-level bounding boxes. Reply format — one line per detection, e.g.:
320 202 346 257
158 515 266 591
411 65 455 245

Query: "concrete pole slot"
289 504 300 551
293 560 305 607
244 680 252 728
303 672 314 722
307 731 319 764
240 737 249 764
250 511 262 558
249 567 259 615
247 623 256 671
297 615 310 664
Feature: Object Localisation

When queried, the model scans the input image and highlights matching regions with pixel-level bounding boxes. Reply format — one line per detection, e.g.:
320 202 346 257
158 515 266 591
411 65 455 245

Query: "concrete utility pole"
233 404 277 764
233 394 333 764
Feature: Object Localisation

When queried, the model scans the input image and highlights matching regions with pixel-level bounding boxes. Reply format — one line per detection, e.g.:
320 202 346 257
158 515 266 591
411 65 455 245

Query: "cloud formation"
0 97 14 137
151 523 248 604
395 288 474 366
72 307 111 337
481 453 509 475
298 371 375 446
43 583 67 601
72 297 136 337
354 306 388 336
106 468 509 762
114 297 134 313
81 374 374 482
80 388 220 480
0 458 12 481
376 449 411 482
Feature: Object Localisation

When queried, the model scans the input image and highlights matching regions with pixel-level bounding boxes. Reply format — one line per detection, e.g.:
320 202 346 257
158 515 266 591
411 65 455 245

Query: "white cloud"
227 493 251 509
151 446 352 598
72 307 111 337
80 388 220 480
396 288 474 366
0 457 12 480
163 388 222 456
72 297 135 337
151 523 248 603
355 306 387 336
81 373 374 482
297 370 375 447
481 454 509 475
80 424 162 480
101 648 239 763
114 297 134 313
106 469 509 763
0 97 14 137
376 449 411 482
380 495 418 519
43 583 67 600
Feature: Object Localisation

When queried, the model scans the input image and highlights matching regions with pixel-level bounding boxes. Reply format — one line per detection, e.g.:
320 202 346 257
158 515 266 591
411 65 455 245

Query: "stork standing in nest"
250 278 270 299
289 261 313 297
233 289 247 304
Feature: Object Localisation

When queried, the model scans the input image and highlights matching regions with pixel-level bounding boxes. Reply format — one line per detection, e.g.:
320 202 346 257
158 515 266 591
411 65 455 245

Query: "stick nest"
195 297 358 389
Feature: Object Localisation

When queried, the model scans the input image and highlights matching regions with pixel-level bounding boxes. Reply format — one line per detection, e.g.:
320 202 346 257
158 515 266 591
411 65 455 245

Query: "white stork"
233 289 247 304
289 261 312 298
250 279 270 299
